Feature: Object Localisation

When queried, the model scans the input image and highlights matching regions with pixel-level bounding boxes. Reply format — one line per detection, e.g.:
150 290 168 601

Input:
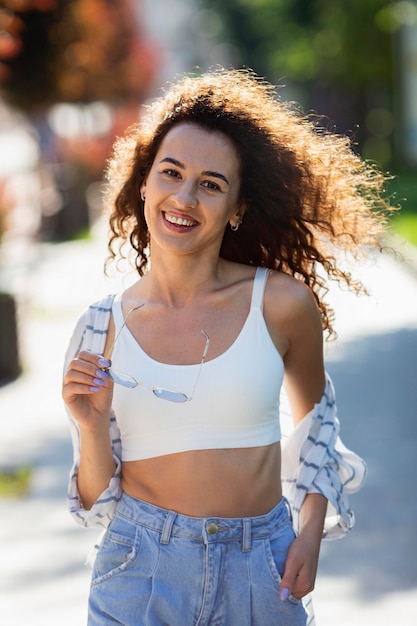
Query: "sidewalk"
1 224 417 625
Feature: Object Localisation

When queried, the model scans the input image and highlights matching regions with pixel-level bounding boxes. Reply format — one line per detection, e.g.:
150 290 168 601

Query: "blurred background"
0 1 416 625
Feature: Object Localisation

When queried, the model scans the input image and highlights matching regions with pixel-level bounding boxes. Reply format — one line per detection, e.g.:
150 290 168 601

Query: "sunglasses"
103 304 210 403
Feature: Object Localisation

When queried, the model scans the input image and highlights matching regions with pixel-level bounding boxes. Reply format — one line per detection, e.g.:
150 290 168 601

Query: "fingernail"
89 386 102 392
279 587 290 602
95 369 110 380
93 378 106 387
98 358 111 368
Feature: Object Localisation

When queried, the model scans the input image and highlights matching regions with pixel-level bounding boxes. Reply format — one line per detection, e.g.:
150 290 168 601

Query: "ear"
140 182 146 199
229 204 247 229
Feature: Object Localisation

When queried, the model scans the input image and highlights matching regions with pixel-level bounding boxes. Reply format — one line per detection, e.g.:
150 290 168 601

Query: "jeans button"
207 522 219 535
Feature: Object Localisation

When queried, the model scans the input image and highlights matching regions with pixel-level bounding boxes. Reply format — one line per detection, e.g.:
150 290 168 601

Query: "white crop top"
111 267 284 461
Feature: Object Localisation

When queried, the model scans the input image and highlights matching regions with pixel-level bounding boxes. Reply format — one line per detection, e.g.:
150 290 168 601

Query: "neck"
143 251 228 308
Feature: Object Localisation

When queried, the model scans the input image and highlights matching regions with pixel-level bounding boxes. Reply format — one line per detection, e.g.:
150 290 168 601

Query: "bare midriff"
121 441 282 518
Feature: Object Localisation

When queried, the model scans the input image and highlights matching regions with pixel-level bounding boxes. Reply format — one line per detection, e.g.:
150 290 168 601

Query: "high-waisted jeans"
87 493 308 626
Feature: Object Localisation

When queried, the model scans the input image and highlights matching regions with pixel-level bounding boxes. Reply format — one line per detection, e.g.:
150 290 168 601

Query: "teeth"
165 214 197 227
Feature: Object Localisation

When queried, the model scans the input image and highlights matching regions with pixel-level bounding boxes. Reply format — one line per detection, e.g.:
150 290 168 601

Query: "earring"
231 219 242 232
140 191 146 202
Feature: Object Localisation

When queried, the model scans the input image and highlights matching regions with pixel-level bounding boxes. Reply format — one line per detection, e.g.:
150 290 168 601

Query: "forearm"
298 492 327 542
77 424 117 510
279 493 328 600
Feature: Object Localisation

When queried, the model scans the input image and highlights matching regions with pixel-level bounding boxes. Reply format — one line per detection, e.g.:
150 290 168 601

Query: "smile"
164 213 198 227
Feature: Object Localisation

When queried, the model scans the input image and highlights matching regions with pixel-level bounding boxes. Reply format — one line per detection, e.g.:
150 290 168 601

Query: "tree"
203 0 405 167
0 0 160 241
0 0 156 111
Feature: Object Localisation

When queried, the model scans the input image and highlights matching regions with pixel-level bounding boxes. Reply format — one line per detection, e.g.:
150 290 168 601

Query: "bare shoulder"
265 270 321 324
263 270 323 355
265 271 326 420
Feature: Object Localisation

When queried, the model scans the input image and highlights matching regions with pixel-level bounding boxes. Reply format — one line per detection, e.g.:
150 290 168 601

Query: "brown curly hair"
104 68 393 337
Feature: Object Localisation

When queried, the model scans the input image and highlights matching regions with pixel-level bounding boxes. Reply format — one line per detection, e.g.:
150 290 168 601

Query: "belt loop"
242 518 252 553
160 510 177 545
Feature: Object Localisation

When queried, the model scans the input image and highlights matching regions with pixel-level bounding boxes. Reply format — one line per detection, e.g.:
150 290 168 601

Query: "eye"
161 168 181 179
202 180 221 192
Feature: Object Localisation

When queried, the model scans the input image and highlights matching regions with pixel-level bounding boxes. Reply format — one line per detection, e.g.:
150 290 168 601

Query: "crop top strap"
250 267 271 312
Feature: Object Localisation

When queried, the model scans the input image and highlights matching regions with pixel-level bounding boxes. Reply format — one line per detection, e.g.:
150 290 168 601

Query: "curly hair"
104 68 393 338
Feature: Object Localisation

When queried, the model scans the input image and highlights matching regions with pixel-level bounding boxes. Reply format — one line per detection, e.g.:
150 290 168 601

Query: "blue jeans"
88 493 308 625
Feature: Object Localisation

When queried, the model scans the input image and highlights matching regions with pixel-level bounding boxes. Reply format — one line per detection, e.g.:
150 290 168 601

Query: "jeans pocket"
265 519 296 588
91 515 139 587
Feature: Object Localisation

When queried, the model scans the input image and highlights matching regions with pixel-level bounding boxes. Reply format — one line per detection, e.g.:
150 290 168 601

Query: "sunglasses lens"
153 388 188 403
109 369 137 388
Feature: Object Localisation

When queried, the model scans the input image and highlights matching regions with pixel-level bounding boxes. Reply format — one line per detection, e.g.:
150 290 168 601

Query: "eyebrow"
159 157 230 186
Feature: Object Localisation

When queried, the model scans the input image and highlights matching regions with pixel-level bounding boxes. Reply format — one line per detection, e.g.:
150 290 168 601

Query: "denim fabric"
88 493 308 626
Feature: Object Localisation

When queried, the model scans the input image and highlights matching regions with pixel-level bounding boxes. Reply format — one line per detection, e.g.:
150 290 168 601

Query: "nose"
172 182 198 209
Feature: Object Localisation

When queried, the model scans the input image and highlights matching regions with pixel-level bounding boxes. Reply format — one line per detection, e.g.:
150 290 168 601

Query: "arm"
77 426 116 510
63 349 116 509
279 492 327 601
63 299 122 527
265 274 327 600
281 377 367 540
62 351 116 510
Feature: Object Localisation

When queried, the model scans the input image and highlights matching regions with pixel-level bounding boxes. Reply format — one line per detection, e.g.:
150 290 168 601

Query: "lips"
163 212 198 228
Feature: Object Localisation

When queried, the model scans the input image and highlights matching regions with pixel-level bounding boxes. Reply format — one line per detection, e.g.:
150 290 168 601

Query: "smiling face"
140 123 245 260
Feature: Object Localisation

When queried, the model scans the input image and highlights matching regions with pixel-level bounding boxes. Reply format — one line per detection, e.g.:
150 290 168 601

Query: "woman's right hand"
62 350 114 431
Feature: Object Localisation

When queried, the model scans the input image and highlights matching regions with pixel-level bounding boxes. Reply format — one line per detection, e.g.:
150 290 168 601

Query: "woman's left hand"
279 492 327 601
278 531 321 601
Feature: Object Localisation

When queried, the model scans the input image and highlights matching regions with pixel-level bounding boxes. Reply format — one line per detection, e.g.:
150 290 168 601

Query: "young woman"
63 68 388 625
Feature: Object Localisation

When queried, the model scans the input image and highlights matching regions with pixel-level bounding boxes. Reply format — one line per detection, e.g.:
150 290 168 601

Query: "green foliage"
202 0 413 169
391 212 417 246
388 169 417 214
204 0 393 85
0 466 32 498
384 167 417 246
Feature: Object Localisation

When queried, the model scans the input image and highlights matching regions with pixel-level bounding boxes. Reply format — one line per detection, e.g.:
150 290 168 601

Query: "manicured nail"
89 386 102 392
95 369 110 380
93 378 105 387
279 587 290 602
98 358 111 368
